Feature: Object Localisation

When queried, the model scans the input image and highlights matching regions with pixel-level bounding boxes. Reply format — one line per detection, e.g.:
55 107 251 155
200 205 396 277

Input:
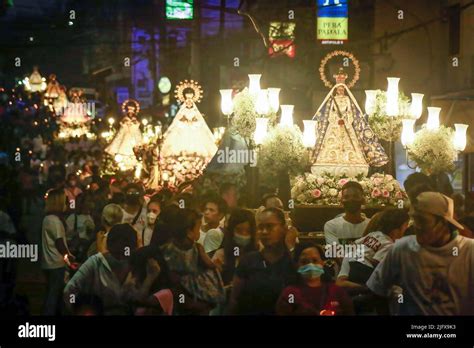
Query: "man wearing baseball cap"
366 192 474 315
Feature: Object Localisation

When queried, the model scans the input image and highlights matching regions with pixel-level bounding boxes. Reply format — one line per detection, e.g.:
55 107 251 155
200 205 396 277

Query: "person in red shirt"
276 242 354 316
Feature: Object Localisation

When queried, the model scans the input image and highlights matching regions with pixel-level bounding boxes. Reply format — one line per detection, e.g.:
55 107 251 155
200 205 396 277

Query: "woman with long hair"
212 208 258 285
41 188 73 315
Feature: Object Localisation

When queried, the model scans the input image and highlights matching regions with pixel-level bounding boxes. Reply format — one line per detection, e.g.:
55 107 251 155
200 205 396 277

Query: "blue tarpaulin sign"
317 0 348 44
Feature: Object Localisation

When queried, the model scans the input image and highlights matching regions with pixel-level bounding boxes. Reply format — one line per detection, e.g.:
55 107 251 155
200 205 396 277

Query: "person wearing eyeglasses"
228 207 296 315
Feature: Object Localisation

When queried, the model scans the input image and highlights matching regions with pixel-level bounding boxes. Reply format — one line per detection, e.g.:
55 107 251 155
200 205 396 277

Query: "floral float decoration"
367 90 411 142
258 124 310 186
407 125 458 175
291 172 407 207
230 88 278 144
159 153 207 190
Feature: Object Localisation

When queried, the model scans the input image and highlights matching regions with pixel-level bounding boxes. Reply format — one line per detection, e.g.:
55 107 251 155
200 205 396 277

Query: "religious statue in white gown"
44 74 68 112
53 87 68 113
160 80 217 186
61 89 89 124
25 66 46 93
161 103 217 158
56 89 92 139
105 99 144 171
311 68 388 177
45 74 61 99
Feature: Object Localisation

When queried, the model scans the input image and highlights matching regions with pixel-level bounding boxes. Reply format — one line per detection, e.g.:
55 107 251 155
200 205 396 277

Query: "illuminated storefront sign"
317 0 348 45
268 22 296 58
166 0 194 20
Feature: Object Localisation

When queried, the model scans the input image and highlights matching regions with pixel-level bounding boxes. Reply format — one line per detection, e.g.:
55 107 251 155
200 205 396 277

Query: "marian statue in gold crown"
311 67 388 177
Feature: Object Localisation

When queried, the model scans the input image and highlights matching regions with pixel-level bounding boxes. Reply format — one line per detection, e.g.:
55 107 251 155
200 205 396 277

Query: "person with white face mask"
211 209 258 286
276 243 354 316
142 199 161 247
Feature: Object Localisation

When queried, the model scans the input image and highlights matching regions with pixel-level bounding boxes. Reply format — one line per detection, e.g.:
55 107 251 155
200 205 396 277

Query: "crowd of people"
3 162 473 316
1 98 474 316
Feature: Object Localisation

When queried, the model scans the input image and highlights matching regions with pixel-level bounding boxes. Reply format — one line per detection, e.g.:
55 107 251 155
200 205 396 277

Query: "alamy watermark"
215 147 257 167
18 322 55 341
0 241 38 262
55 102 96 118
325 242 365 262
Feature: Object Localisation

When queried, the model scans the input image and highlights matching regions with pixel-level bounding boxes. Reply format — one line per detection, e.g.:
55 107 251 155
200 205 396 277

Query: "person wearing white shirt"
337 208 409 290
324 181 370 245
199 196 227 254
367 192 474 315
41 189 73 315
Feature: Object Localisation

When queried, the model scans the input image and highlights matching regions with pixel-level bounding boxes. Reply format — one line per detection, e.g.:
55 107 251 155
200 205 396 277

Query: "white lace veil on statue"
312 83 364 119
311 76 389 173
167 100 209 130
161 80 217 159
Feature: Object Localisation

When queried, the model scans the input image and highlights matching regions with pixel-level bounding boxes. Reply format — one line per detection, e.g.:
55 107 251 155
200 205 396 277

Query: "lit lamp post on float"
399 93 424 150
218 74 281 207
365 77 424 177
268 103 316 207
272 104 294 206
453 124 469 152
401 103 469 180
400 118 416 149
401 106 469 151
254 117 269 146
248 85 274 207
220 73 319 207
383 77 401 176
219 89 233 126
302 120 317 150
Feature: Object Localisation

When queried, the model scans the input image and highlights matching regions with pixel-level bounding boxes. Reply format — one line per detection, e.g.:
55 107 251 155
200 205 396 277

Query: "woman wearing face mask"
212 209 258 285
142 197 161 247
276 243 354 316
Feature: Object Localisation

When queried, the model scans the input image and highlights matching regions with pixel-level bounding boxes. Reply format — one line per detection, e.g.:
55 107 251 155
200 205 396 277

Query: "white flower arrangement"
291 172 407 207
230 88 257 141
230 88 278 142
57 122 95 140
407 125 458 175
160 153 208 188
368 90 411 142
258 124 310 185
